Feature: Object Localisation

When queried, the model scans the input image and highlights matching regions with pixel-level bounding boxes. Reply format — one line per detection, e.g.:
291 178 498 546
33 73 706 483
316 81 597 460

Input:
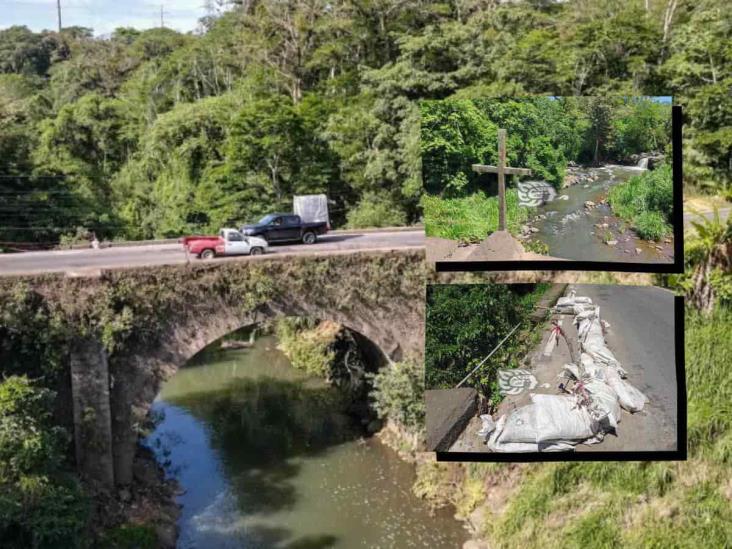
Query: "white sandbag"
477 414 496 437
562 362 582 380
489 440 540 453
556 296 574 308
486 414 506 449
487 414 575 453
584 379 621 425
573 303 596 314
498 404 538 443
606 369 648 412
531 393 597 442
491 439 575 453
580 353 596 370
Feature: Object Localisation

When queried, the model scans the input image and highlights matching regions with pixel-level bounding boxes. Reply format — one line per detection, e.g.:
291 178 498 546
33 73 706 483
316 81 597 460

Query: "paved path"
683 207 731 228
0 229 425 276
574 284 677 452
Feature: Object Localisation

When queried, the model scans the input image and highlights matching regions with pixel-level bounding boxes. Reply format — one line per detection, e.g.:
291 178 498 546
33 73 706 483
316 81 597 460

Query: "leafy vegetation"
422 189 531 242
0 376 88 548
608 164 674 239
425 283 548 397
369 360 425 431
275 317 337 378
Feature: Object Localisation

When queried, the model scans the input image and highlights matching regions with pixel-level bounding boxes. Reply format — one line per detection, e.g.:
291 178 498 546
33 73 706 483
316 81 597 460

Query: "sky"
0 0 213 36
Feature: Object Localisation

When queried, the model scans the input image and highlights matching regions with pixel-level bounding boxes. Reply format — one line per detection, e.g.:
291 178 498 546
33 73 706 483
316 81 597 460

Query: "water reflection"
146 335 467 548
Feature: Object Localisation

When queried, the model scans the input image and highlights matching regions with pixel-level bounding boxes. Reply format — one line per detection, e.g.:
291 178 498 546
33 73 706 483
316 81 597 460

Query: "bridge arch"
98 251 424 486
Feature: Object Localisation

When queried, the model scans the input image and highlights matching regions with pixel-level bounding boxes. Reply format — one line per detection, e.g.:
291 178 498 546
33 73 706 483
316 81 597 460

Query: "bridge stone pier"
1 249 425 489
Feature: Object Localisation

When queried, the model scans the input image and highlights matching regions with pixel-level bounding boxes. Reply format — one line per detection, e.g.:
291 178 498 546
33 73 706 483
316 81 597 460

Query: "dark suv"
240 213 329 244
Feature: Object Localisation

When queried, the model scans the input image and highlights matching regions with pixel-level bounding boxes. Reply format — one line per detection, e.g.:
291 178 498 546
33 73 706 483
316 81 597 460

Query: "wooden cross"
472 129 532 231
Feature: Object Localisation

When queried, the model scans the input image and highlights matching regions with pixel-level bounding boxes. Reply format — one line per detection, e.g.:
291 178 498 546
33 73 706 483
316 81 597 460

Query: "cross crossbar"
471 164 533 176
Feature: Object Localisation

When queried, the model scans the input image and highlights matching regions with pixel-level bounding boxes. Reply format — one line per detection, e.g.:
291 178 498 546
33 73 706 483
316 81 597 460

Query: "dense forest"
0 0 730 247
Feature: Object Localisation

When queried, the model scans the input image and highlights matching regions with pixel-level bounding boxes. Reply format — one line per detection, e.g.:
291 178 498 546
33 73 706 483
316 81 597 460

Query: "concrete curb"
426 388 478 452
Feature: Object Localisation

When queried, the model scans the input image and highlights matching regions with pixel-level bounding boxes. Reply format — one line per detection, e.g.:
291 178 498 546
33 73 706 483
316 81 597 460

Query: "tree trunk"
689 241 732 313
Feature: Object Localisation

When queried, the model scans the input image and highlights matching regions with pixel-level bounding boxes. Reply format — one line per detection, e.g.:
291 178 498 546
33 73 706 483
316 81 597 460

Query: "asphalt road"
0 229 425 276
683 206 731 228
572 284 678 452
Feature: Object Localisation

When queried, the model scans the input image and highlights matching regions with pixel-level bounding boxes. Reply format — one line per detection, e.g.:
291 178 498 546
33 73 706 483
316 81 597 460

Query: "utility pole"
57 0 62 33
160 4 165 28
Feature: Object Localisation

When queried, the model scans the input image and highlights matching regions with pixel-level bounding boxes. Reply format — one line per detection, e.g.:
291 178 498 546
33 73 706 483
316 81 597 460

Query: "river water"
529 165 673 262
145 335 467 548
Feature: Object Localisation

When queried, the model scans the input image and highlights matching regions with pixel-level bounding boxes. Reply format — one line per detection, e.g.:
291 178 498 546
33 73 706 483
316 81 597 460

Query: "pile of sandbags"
484 293 648 452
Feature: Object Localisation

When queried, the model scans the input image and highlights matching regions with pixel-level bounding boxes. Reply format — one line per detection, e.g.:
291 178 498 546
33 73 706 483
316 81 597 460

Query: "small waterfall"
637 157 649 170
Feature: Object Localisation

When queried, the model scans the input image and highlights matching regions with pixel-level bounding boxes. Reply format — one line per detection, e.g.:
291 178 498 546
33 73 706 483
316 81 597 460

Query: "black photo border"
436 294 687 463
433 104 684 274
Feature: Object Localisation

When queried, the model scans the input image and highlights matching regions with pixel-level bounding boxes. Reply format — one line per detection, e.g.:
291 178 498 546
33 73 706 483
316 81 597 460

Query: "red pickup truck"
182 229 269 259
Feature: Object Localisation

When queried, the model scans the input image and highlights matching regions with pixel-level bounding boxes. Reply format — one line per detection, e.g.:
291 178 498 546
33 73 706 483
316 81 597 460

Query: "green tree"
0 376 88 548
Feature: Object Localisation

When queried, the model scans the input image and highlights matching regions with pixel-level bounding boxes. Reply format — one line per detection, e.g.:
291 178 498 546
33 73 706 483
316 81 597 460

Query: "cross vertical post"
497 129 507 231
471 130 532 235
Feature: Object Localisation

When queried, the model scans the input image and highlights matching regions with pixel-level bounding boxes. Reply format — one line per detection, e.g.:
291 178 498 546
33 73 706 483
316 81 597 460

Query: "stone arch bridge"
0 250 425 489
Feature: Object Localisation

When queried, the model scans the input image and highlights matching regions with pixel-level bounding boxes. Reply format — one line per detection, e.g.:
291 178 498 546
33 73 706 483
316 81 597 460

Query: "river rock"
635 248 642 254
558 194 569 200
529 227 539 233
606 240 618 246
585 201 596 209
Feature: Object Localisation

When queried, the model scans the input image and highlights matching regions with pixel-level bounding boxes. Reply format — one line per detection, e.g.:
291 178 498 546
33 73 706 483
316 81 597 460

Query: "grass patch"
607 165 673 240
422 190 532 242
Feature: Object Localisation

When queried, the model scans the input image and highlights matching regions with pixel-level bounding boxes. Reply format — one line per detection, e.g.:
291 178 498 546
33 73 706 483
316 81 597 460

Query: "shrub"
0 376 88 548
607 164 673 240
274 318 337 378
634 211 668 240
345 192 407 229
369 361 425 429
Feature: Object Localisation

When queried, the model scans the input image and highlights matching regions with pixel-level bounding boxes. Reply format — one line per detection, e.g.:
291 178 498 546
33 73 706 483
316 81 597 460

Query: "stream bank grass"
422 190 532 242
607 165 673 240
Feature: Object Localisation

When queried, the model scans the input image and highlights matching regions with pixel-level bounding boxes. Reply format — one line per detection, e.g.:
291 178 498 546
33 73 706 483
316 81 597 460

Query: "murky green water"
531 165 673 262
146 336 467 548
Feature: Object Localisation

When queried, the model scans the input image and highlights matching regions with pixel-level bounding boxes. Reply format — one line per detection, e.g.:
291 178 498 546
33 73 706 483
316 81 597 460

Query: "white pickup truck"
182 228 269 259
